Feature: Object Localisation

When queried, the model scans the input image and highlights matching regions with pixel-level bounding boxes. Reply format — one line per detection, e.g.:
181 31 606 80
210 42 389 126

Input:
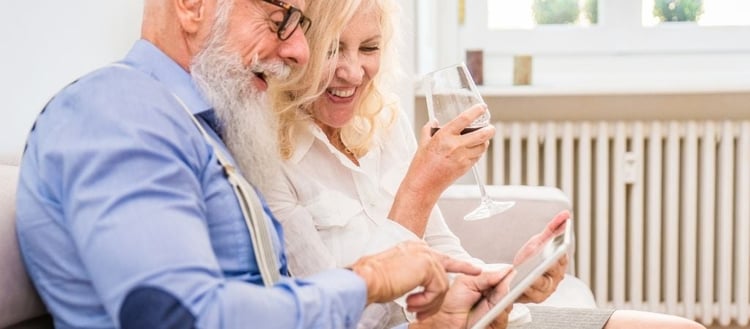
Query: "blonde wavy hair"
268 0 404 159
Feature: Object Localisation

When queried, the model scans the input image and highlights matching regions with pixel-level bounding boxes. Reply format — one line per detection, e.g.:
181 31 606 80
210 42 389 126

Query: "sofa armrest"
0 149 22 166
0 164 49 328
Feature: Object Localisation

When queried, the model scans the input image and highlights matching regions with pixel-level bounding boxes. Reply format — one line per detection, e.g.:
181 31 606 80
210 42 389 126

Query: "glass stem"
470 165 491 202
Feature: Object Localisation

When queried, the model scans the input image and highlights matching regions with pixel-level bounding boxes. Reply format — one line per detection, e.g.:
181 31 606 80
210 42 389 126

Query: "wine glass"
423 62 514 221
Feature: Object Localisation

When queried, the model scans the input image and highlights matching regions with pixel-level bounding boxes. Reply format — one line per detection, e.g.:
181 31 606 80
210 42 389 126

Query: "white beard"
191 24 289 193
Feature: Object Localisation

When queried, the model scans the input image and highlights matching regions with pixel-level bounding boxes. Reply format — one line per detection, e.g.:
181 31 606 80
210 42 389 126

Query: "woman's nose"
335 55 364 84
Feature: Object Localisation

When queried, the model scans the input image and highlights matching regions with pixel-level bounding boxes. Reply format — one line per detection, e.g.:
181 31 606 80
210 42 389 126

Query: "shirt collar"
121 39 212 116
288 120 317 164
289 120 368 173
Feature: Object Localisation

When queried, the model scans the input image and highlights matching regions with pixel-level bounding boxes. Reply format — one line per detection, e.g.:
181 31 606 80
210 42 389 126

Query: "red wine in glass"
423 62 514 221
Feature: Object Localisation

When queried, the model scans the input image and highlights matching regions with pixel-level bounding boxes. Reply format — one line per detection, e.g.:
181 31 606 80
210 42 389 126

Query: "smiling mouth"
327 88 355 98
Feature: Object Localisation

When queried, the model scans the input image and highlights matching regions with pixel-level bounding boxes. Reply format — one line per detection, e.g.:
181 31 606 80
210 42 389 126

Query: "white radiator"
488 120 750 326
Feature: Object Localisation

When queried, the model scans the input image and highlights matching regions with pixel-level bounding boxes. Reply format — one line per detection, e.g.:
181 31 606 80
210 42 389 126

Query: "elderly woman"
264 0 707 328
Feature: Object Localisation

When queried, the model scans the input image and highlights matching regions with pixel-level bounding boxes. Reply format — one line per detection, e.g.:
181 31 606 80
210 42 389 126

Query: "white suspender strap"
110 63 280 287
173 96 281 287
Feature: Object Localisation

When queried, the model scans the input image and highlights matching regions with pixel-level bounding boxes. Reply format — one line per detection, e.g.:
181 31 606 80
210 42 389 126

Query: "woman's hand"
513 210 570 303
408 104 494 195
516 254 568 303
410 268 514 329
389 104 494 236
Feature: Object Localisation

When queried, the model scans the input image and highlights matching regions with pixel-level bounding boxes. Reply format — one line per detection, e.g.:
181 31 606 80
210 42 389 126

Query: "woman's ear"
175 0 207 34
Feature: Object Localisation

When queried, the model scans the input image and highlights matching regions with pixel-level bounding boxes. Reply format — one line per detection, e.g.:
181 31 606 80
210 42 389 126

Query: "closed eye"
266 9 285 31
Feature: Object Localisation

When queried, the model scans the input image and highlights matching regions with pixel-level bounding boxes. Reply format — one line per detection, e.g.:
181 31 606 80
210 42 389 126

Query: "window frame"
420 0 750 72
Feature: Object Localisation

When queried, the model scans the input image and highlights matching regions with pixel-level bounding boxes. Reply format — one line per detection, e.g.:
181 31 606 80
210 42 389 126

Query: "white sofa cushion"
438 184 573 264
0 164 47 327
0 148 22 166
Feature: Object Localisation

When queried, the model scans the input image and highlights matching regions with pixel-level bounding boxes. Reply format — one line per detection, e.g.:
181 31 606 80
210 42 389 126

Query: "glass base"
463 200 515 221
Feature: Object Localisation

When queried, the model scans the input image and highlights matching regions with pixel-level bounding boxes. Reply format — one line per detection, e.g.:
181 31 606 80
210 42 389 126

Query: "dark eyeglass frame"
262 0 312 41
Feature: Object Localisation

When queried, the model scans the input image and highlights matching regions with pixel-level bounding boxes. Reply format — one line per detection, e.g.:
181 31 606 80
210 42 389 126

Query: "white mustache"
250 56 291 81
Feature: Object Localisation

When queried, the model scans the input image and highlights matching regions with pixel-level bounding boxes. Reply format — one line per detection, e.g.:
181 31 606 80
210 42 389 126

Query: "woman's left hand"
513 210 570 303
515 254 568 303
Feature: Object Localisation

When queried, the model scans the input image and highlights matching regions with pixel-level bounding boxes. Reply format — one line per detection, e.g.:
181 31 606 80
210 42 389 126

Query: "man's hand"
513 210 570 303
410 268 515 329
348 241 482 320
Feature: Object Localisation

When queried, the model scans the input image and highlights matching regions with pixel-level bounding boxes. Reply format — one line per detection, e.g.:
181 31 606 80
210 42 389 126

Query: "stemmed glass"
423 62 515 221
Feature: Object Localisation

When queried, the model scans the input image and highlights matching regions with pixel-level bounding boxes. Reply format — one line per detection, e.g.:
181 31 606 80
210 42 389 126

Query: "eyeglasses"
262 0 312 41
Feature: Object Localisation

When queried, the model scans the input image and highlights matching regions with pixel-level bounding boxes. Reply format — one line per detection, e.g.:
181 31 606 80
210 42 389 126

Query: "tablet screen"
470 219 573 329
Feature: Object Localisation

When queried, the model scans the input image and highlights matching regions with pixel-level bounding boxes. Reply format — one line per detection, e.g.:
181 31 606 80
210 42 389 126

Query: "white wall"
1 1 418 158
397 0 416 122
1 1 144 158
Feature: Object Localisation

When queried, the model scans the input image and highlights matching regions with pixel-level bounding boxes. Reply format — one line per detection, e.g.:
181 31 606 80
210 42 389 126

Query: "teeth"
328 88 355 97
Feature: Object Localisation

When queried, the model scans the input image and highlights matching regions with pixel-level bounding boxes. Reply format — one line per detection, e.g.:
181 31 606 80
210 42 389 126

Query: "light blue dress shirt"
16 40 366 329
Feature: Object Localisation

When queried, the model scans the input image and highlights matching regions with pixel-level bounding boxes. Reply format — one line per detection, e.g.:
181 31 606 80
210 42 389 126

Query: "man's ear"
175 0 206 34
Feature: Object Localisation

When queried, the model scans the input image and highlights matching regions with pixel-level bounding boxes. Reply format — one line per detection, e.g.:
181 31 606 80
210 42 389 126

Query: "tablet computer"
470 219 573 329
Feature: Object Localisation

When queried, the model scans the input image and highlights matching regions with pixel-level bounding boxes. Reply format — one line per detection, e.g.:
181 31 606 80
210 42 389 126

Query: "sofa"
1 154 52 328
0 154 595 327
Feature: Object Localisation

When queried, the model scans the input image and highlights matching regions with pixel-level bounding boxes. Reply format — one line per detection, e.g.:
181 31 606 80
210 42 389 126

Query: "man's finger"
463 270 507 292
438 254 483 276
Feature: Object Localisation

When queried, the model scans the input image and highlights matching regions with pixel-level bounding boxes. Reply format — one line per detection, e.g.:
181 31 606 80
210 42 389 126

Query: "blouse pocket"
303 190 362 229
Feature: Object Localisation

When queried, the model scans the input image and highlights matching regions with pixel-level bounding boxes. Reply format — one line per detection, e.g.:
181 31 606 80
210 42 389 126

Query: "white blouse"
264 110 479 277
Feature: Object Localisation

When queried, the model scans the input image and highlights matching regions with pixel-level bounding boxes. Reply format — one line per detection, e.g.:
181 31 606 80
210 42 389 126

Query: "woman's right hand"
388 104 494 236
407 104 494 194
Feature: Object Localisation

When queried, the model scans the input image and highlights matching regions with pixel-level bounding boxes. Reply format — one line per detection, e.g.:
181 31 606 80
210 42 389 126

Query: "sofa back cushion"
437 184 573 264
0 164 48 327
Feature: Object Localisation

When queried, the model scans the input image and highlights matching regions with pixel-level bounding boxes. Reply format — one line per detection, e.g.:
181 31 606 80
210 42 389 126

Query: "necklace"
335 132 358 165
337 133 354 156
315 119 358 164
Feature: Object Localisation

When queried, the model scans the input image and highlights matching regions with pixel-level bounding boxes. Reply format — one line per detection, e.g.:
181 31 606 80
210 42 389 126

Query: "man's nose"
279 28 309 67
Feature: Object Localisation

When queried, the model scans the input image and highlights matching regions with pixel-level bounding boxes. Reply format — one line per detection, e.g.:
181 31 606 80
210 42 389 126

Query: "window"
416 0 750 87
643 0 750 26
488 0 597 29
460 0 750 55
485 0 750 29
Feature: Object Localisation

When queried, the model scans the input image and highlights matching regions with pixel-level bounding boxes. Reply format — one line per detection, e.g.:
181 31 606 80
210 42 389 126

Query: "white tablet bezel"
470 219 573 329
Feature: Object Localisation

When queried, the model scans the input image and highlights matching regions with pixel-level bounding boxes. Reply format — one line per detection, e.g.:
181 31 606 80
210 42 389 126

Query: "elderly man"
15 0 512 328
